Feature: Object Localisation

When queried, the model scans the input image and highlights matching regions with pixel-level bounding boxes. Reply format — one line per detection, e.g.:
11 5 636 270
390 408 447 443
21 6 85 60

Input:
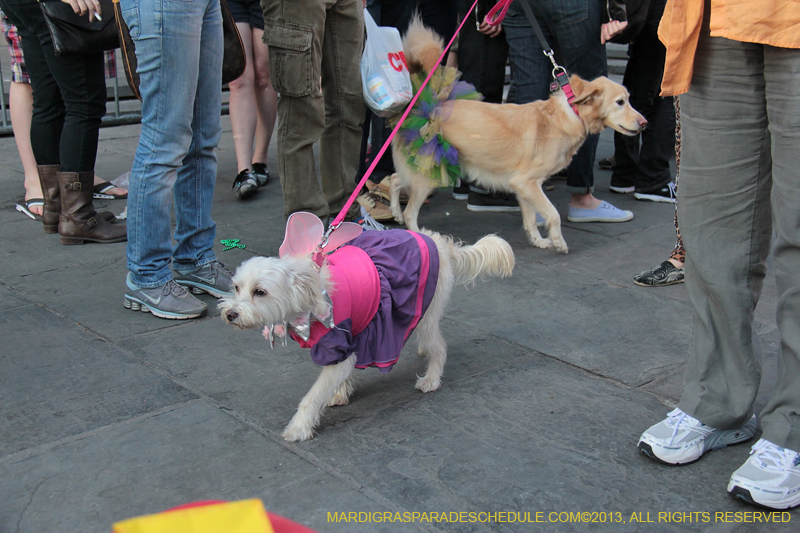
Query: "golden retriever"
389 19 646 253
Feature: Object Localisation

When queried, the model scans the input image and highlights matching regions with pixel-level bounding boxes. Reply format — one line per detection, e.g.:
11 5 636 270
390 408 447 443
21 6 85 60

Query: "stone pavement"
0 118 793 533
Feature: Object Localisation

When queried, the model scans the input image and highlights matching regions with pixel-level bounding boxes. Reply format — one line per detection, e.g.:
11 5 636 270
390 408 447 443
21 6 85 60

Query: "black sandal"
16 198 44 221
251 163 270 187
232 169 259 200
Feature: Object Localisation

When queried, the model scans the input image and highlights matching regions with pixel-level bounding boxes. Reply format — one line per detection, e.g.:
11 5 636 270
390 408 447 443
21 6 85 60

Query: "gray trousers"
262 0 364 219
677 20 800 451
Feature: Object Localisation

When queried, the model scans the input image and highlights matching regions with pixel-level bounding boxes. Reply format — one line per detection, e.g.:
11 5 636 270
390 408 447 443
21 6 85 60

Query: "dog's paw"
392 209 405 226
415 375 441 393
282 422 315 442
531 237 553 250
552 236 569 254
327 393 350 407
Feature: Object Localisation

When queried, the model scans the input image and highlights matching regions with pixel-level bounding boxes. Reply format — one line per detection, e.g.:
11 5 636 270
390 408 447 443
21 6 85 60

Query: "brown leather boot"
38 165 117 234
38 164 63 234
57 171 128 245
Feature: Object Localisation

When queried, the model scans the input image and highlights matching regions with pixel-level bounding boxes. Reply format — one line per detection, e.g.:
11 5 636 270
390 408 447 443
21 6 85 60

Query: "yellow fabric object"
658 0 800 95
113 500 275 533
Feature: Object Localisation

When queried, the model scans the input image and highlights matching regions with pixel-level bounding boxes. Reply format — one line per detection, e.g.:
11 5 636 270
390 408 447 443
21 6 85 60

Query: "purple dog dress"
292 230 439 372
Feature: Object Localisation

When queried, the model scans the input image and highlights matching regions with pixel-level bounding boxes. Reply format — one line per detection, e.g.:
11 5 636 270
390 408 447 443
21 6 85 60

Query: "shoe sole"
452 192 468 200
638 418 757 465
467 205 521 213
634 193 676 203
728 484 800 510
633 278 685 287
609 186 635 194
174 280 232 299
60 236 128 245
123 295 206 319
567 214 634 223
235 182 258 200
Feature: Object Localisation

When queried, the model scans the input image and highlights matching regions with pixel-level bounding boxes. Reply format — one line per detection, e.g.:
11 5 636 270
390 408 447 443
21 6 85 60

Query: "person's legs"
8 81 42 210
536 0 606 197
8 12 64 167
172 0 224 272
757 45 800 451
250 26 277 167
122 0 219 286
319 0 364 215
262 0 329 218
677 37 772 431
508 0 628 220
228 22 258 173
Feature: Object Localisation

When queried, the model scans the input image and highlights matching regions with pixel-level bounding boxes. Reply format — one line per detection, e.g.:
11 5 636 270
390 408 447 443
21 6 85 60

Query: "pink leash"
328 0 503 233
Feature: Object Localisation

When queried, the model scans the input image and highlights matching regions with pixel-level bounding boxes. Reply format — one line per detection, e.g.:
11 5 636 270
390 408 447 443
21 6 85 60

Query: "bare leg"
249 27 277 167
9 82 42 215
283 355 356 441
570 192 602 209
228 23 258 173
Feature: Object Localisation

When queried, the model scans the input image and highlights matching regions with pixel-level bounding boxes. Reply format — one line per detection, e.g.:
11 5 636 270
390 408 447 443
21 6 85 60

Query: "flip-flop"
15 198 44 221
93 180 128 199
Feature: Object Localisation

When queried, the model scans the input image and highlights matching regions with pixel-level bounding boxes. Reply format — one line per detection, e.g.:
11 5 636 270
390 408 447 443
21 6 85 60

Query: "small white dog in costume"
219 213 514 441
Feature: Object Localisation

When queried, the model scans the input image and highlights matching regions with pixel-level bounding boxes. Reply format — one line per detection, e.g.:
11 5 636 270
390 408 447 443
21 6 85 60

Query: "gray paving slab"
2 120 797 532
0 401 420 533
0 303 196 456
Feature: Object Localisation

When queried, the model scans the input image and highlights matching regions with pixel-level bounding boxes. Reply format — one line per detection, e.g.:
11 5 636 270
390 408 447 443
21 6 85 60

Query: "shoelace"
209 260 233 277
667 181 676 200
358 207 386 231
164 279 190 297
750 439 799 470
666 408 701 446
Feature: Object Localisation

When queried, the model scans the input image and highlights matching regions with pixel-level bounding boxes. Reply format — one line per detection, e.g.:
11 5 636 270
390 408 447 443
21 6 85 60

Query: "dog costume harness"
266 213 439 373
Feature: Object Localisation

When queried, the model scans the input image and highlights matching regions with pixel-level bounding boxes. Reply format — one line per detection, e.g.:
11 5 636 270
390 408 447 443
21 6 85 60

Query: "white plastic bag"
361 9 413 117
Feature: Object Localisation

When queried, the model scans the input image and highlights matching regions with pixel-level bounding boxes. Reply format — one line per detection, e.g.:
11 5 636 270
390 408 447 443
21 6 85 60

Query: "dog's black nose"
226 310 238 322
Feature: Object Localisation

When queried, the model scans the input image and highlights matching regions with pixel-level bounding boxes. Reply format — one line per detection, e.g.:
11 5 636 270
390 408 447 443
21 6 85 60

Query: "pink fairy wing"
279 213 363 258
279 212 325 258
323 222 363 252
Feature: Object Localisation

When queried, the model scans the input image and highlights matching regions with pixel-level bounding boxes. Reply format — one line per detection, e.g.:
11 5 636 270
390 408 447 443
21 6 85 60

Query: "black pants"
610 3 675 193
457 0 508 104
0 0 106 172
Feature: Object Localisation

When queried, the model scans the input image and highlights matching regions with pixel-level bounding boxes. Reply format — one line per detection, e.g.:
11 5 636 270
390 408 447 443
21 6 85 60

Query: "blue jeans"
120 0 223 287
504 0 607 193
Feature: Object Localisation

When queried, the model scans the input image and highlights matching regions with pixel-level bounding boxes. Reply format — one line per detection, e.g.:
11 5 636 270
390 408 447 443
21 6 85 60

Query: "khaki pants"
262 0 364 218
677 18 800 450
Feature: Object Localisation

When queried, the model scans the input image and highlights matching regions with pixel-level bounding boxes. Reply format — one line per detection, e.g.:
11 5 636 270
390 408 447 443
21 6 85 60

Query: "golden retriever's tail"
403 15 445 75
449 234 515 286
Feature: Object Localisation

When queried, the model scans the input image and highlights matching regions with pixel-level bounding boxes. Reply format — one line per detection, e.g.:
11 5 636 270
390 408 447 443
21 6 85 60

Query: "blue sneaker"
567 201 633 223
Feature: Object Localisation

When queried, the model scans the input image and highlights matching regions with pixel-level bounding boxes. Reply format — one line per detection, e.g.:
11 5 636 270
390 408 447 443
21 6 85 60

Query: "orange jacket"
658 0 800 95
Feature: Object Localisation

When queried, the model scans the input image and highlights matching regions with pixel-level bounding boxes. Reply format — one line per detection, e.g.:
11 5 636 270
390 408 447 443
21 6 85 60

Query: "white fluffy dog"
219 229 514 441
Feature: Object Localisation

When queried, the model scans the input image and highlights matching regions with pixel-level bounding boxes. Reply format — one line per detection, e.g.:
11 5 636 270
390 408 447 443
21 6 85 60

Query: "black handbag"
113 0 246 101
39 0 119 56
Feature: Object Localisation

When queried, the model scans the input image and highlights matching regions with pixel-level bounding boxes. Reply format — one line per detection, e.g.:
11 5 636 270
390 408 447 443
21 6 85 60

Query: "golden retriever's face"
570 76 647 136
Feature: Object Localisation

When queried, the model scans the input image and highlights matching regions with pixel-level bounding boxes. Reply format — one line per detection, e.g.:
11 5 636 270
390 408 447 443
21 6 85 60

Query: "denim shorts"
226 0 264 30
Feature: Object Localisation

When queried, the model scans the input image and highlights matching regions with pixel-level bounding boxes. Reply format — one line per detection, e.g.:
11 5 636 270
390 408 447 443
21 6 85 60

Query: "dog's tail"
449 234 515 286
403 15 445 75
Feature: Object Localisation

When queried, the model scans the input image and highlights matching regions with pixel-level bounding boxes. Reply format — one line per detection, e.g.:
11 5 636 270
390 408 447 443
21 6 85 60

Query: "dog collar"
550 70 580 117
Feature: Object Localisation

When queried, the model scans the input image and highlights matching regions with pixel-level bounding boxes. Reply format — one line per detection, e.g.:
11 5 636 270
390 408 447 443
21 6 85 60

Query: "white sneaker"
638 408 758 465
728 439 800 509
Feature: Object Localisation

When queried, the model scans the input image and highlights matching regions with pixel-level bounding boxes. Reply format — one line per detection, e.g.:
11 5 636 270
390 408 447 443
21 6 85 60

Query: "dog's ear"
569 75 600 105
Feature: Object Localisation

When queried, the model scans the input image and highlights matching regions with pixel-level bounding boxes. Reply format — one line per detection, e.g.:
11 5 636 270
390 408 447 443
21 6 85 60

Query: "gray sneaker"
124 274 207 319
173 260 234 298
